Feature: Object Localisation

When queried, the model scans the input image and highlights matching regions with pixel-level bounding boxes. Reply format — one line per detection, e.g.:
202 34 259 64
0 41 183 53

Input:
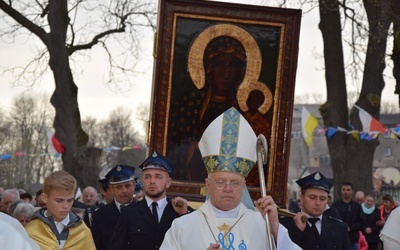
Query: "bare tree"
0 107 11 146
0 0 156 186
81 116 101 147
294 93 311 104
0 106 12 184
82 107 144 176
317 0 397 195
381 101 400 114
1 93 57 188
101 106 139 147
135 103 150 139
312 93 324 103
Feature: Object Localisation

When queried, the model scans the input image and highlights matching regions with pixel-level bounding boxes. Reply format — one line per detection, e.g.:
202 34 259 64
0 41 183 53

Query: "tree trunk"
393 0 400 105
348 0 392 195
318 0 349 198
47 0 98 187
319 0 392 197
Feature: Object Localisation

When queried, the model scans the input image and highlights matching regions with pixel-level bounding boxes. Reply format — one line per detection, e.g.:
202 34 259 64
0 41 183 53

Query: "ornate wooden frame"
148 0 301 206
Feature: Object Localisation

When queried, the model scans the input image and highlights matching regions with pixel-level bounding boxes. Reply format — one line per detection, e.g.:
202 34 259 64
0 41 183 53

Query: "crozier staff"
160 107 300 250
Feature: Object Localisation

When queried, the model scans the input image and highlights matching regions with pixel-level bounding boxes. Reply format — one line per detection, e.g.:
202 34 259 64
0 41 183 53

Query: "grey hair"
13 202 36 219
7 200 23 215
3 189 20 200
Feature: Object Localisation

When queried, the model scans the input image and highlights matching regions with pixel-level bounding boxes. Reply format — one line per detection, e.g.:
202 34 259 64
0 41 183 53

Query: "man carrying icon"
108 152 192 250
280 171 351 250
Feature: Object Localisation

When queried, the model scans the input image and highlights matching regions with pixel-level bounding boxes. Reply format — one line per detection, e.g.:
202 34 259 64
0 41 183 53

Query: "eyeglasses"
211 179 244 189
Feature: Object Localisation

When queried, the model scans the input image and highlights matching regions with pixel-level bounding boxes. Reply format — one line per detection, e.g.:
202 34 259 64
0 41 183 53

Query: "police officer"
90 165 136 250
280 171 351 250
108 152 192 250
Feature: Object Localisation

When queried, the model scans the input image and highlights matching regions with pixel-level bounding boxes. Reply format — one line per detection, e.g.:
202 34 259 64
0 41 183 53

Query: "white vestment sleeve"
0 213 40 250
160 220 181 250
276 224 302 250
380 207 400 249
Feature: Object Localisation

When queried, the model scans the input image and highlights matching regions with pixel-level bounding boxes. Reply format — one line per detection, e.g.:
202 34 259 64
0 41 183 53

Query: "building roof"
293 104 321 119
379 114 400 127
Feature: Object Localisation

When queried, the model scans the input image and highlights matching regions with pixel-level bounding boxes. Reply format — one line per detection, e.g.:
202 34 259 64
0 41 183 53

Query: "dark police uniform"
108 151 192 250
108 198 183 249
91 200 124 250
89 164 136 250
281 171 351 250
281 215 350 250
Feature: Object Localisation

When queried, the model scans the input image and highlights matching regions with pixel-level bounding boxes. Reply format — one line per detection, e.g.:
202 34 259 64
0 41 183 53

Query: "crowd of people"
0 107 399 250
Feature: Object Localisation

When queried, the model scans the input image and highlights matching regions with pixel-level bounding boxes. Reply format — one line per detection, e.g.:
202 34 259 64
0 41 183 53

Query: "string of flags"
0 144 147 161
103 145 147 152
1 127 147 161
3 106 394 159
301 105 400 147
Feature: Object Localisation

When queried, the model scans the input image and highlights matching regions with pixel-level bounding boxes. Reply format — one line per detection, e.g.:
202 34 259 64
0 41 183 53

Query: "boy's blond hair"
43 170 77 195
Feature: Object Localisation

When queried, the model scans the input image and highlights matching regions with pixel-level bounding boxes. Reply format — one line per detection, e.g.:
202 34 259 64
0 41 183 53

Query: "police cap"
105 164 135 185
138 151 174 175
296 171 332 193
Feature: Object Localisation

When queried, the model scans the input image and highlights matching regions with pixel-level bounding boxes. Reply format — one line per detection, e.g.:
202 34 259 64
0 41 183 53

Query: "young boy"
26 170 95 249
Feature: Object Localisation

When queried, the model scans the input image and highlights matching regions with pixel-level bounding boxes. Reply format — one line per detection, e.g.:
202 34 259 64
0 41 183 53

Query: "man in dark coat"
332 182 365 250
108 151 192 250
83 180 110 229
90 165 136 250
280 172 351 250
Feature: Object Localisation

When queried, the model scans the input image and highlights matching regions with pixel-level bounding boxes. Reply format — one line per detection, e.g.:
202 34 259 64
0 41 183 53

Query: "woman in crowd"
13 202 36 227
377 194 398 227
360 194 381 250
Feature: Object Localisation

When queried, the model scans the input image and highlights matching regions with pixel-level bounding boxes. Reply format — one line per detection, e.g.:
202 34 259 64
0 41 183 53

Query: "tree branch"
66 26 125 55
0 0 49 46
66 9 155 55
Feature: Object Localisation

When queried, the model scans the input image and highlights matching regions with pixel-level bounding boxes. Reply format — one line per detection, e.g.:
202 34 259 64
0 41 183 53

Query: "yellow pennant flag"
301 106 318 147
348 130 360 142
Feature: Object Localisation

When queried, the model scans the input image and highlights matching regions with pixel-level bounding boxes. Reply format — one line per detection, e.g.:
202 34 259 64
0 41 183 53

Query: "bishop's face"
206 171 245 211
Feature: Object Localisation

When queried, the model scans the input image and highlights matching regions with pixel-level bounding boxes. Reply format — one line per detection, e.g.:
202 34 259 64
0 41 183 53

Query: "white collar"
114 199 131 211
210 202 240 218
145 196 168 210
45 210 70 227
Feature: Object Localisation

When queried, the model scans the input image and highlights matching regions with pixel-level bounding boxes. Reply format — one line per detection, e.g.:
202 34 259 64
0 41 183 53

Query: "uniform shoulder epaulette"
326 215 344 223
278 216 294 223
92 203 109 214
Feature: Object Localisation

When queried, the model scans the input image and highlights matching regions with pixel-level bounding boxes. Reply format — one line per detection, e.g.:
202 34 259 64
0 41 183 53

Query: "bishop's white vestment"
0 213 39 250
380 207 400 249
160 200 300 250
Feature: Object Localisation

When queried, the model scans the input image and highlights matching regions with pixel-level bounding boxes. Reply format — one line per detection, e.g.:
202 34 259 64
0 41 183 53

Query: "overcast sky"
0 0 397 125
